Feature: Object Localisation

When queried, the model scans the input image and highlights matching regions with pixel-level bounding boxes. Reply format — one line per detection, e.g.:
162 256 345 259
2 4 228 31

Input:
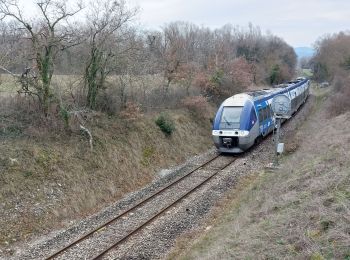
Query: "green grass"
302 68 313 78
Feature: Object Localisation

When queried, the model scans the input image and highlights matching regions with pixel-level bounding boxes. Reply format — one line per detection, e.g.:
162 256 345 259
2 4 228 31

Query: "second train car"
212 77 310 153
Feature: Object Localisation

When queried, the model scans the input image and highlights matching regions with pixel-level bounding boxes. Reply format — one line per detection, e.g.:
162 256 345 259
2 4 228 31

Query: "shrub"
328 75 350 117
182 96 210 118
95 87 121 115
210 69 224 86
329 90 350 116
155 113 175 136
229 57 254 88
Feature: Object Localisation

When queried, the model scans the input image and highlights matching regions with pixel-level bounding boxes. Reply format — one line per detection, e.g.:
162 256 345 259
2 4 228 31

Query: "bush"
155 113 175 136
329 89 350 116
328 75 350 117
182 96 210 118
95 87 121 115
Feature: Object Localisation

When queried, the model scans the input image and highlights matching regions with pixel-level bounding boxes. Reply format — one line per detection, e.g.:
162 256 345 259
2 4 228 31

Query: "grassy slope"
0 109 213 249
171 87 350 259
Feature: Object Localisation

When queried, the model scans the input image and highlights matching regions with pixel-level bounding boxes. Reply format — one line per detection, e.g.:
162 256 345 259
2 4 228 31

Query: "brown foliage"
328 76 350 116
182 96 210 118
229 57 254 88
312 31 350 81
313 31 350 116
193 72 211 91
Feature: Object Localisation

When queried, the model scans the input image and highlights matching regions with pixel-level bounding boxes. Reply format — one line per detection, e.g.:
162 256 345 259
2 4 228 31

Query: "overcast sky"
127 0 350 48
14 0 350 48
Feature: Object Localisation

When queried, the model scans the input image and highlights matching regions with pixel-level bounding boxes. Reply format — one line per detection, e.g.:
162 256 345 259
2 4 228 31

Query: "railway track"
45 154 236 260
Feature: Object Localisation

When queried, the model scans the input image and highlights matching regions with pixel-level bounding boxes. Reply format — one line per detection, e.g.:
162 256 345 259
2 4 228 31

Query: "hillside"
0 105 214 256
169 86 350 259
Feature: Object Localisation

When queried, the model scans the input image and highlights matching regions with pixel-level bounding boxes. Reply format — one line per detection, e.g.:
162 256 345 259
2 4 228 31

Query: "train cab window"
220 106 242 129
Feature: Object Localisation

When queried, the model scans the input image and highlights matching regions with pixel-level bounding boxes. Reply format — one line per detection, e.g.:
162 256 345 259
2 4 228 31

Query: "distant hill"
294 47 315 59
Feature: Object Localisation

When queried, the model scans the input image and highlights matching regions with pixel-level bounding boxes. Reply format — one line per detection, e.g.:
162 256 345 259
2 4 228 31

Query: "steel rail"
45 154 221 259
92 157 235 259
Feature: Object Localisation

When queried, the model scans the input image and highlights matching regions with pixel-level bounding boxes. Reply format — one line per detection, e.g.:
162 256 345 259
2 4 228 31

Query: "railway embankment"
0 108 213 257
8 86 316 259
170 86 350 259
2 85 348 260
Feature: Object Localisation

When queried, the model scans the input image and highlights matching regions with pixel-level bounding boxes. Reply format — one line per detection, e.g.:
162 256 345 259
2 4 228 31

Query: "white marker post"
271 94 291 166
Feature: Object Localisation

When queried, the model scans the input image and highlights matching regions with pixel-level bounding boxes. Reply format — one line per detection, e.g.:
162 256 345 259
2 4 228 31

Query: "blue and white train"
212 77 310 153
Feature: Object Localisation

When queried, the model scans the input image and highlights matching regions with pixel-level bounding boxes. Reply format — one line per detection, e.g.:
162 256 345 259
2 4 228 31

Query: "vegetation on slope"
170 87 350 259
312 31 350 115
0 104 213 251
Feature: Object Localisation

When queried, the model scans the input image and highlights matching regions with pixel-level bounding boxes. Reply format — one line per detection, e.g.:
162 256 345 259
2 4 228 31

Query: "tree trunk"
86 48 103 109
37 48 54 115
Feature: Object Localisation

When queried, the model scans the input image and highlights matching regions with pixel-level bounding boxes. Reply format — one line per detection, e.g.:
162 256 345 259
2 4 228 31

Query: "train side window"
267 105 272 118
251 107 257 124
262 107 267 121
258 109 263 122
270 105 273 117
271 105 274 117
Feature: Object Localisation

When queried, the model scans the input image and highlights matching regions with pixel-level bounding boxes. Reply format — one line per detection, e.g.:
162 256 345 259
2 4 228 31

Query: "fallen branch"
69 110 94 151
79 124 93 151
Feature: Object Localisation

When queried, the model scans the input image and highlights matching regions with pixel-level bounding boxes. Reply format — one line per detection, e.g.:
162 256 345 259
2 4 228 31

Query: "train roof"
245 88 276 98
249 78 308 101
221 78 309 106
221 93 252 106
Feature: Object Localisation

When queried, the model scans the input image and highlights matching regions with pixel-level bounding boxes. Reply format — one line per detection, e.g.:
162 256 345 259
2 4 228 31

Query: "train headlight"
212 130 220 136
239 130 249 137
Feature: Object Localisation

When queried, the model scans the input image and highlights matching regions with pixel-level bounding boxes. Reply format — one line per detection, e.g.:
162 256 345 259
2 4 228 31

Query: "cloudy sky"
128 0 350 48
13 0 350 48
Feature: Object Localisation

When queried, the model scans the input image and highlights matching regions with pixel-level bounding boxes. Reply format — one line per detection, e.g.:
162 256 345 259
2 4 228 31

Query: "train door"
258 107 264 135
258 103 273 136
266 104 274 133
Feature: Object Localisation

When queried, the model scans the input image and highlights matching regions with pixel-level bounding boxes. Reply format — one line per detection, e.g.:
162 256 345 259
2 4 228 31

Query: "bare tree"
83 0 137 109
0 21 23 74
0 0 83 114
146 22 199 97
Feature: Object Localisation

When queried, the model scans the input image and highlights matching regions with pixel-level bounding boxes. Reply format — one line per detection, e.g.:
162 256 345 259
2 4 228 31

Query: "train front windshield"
219 106 242 129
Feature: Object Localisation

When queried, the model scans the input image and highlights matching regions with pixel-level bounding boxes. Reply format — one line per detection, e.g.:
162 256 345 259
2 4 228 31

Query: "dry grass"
0 72 214 255
170 86 350 260
0 101 213 252
0 73 202 115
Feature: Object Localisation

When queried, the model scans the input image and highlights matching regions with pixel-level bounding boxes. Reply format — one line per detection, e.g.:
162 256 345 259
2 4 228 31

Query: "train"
212 77 310 153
